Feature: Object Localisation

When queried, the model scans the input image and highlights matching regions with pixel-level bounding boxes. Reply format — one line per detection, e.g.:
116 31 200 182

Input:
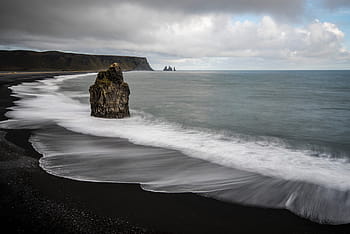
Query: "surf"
1 72 350 224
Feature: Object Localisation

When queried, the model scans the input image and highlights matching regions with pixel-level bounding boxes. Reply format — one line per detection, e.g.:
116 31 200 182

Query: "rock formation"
163 65 173 71
89 63 130 118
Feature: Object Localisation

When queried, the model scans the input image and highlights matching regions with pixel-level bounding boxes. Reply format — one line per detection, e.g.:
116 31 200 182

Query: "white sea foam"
2 73 350 224
1 73 350 192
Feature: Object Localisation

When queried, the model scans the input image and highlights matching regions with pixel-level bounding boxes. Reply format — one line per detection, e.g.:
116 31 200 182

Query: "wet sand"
0 72 349 233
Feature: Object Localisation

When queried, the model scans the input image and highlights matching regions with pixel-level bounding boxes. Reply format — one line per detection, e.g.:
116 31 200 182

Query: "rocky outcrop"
163 65 176 71
163 66 172 71
89 63 130 118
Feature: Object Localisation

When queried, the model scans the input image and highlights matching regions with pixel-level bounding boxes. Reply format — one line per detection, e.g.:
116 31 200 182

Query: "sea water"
1 70 350 224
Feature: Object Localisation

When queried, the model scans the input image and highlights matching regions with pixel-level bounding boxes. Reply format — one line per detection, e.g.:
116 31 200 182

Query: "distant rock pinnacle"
163 65 175 71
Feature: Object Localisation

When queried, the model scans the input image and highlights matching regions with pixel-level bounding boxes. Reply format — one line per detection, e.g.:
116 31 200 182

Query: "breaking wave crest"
1 73 350 224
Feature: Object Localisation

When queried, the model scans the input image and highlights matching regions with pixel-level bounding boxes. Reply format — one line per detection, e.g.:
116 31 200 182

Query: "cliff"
89 63 130 118
0 50 153 72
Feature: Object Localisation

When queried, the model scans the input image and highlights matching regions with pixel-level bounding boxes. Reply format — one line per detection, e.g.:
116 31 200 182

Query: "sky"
1 0 350 70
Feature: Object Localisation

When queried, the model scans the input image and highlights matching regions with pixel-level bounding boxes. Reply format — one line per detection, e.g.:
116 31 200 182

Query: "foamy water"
1 71 350 224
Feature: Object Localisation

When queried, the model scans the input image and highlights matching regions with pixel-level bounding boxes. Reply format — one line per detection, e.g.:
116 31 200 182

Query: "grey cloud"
0 0 304 30
0 0 304 48
0 0 305 17
128 0 305 17
0 0 349 69
322 0 350 8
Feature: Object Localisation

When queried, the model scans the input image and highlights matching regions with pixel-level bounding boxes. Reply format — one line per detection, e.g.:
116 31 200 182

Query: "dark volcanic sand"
0 72 349 234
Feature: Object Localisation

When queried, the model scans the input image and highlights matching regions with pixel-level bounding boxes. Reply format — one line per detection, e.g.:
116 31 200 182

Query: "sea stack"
89 63 130 118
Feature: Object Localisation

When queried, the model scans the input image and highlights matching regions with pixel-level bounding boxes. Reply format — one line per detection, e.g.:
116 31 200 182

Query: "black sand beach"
1 72 350 234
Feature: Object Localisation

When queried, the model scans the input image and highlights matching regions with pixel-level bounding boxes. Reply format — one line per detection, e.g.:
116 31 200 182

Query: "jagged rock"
89 63 130 118
163 65 174 71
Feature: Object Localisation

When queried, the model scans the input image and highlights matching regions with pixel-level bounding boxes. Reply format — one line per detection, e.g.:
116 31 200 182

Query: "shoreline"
0 72 349 233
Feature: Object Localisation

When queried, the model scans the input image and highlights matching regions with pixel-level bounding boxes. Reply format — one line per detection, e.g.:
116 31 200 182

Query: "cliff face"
0 50 153 71
89 63 130 118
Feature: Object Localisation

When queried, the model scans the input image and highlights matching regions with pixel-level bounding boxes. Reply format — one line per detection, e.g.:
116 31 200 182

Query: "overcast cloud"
322 0 350 8
0 0 349 69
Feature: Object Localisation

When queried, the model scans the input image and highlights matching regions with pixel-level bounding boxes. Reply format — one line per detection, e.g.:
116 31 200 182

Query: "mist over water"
1 71 350 224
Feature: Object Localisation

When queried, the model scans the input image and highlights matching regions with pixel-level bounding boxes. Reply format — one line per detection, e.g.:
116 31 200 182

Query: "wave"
1 73 350 224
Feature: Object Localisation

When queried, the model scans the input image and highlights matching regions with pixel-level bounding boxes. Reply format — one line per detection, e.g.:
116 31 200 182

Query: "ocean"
1 70 350 224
